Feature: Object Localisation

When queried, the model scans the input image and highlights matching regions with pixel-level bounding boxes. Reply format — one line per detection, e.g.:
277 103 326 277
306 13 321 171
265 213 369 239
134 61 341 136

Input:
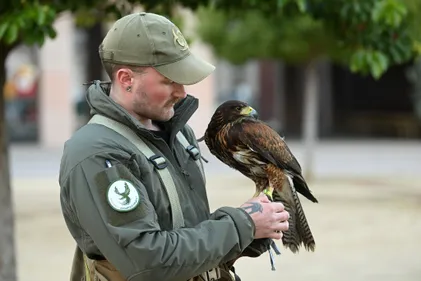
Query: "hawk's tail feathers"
273 179 316 253
292 187 316 252
281 203 302 253
272 189 302 253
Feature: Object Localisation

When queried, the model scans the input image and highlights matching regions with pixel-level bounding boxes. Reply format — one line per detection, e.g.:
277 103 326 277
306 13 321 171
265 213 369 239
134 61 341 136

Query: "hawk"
198 100 318 253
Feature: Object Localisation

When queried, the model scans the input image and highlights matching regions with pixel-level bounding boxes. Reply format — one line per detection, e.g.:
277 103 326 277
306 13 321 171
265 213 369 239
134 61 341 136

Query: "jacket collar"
85 80 198 144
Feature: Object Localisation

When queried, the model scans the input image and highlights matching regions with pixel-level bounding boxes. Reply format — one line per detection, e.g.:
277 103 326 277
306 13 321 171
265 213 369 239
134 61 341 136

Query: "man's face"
131 68 187 122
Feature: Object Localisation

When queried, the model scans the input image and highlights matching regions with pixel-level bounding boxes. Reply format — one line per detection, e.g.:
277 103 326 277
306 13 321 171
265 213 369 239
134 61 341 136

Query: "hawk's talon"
263 188 273 201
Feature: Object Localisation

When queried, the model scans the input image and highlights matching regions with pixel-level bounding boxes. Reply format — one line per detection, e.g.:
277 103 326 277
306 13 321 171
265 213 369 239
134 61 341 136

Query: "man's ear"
115 68 133 90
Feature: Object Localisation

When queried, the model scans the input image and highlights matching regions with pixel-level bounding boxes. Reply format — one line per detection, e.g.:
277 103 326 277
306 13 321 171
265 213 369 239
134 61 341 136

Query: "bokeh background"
1 1 421 281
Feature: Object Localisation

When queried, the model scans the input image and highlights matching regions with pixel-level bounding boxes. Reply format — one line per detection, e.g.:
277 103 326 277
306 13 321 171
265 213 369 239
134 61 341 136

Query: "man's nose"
173 83 187 98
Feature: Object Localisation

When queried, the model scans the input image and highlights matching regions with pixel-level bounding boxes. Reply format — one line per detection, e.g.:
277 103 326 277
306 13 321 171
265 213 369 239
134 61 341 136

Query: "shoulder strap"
88 114 185 229
176 131 206 181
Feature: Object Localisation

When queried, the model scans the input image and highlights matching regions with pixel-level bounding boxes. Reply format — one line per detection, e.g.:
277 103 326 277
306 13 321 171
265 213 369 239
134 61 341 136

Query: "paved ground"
9 140 421 281
10 139 421 179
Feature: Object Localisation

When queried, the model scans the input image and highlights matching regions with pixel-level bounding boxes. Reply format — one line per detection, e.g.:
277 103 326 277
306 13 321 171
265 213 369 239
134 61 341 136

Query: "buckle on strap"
205 267 220 281
187 267 221 281
149 155 167 169
186 145 201 160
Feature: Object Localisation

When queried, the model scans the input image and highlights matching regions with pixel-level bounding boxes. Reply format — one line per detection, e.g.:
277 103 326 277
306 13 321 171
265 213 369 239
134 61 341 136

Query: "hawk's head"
198 100 259 143
197 100 259 143
210 100 259 125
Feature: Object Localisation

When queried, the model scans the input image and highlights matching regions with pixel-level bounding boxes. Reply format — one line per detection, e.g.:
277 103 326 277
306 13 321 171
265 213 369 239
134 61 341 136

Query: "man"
59 12 289 281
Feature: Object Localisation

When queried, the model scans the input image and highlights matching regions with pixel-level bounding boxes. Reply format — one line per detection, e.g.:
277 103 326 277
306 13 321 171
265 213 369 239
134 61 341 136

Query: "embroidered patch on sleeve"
94 164 148 226
107 180 140 212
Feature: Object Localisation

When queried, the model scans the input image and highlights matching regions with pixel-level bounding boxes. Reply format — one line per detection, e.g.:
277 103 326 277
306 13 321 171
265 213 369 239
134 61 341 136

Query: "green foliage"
372 0 407 27
0 0 419 80
197 0 421 79
313 0 416 78
197 7 333 64
0 2 57 46
402 0 421 53
349 49 389 79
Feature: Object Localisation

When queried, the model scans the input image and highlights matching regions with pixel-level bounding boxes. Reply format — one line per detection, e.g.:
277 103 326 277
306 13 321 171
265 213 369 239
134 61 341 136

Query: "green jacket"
59 81 255 281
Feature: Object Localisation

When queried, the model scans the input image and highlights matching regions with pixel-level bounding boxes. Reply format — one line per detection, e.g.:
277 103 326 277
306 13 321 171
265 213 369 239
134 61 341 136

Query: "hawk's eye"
235 106 242 111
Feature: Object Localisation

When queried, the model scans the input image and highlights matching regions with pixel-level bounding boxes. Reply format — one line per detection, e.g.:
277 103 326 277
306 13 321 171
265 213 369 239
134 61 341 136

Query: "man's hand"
240 195 289 240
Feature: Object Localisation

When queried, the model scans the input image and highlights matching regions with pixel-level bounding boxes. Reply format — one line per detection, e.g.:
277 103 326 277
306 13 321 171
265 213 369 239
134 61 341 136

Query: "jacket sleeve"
63 152 255 281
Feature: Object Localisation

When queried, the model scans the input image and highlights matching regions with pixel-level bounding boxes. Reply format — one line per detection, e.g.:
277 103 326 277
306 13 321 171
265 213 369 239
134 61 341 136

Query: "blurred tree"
196 0 421 179
0 1 208 280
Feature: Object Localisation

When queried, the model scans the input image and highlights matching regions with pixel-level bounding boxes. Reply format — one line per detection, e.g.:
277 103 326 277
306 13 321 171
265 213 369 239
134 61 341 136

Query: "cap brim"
154 53 215 85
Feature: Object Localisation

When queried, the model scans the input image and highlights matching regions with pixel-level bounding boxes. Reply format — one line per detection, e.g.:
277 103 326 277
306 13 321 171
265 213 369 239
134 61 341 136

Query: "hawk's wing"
232 120 319 202
234 120 303 176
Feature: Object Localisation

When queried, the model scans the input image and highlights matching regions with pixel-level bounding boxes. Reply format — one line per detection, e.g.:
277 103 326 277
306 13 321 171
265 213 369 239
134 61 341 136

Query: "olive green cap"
99 12 215 85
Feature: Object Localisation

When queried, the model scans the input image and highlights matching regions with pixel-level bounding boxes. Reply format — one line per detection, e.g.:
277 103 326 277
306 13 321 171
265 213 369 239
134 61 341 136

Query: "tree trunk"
0 42 17 281
302 61 319 181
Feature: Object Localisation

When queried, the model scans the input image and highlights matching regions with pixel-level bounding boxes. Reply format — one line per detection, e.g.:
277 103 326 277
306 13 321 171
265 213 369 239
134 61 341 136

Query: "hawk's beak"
240 106 259 119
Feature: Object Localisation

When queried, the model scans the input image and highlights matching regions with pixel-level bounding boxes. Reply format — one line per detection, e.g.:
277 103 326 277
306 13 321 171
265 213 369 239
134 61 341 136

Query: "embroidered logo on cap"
172 27 188 51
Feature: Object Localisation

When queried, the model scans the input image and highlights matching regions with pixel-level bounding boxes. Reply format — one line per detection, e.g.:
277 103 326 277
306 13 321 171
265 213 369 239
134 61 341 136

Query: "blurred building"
5 14 81 146
215 60 421 140
4 57 39 142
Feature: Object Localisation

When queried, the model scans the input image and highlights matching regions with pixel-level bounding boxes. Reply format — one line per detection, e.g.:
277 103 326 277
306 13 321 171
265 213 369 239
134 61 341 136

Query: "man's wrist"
236 207 256 238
